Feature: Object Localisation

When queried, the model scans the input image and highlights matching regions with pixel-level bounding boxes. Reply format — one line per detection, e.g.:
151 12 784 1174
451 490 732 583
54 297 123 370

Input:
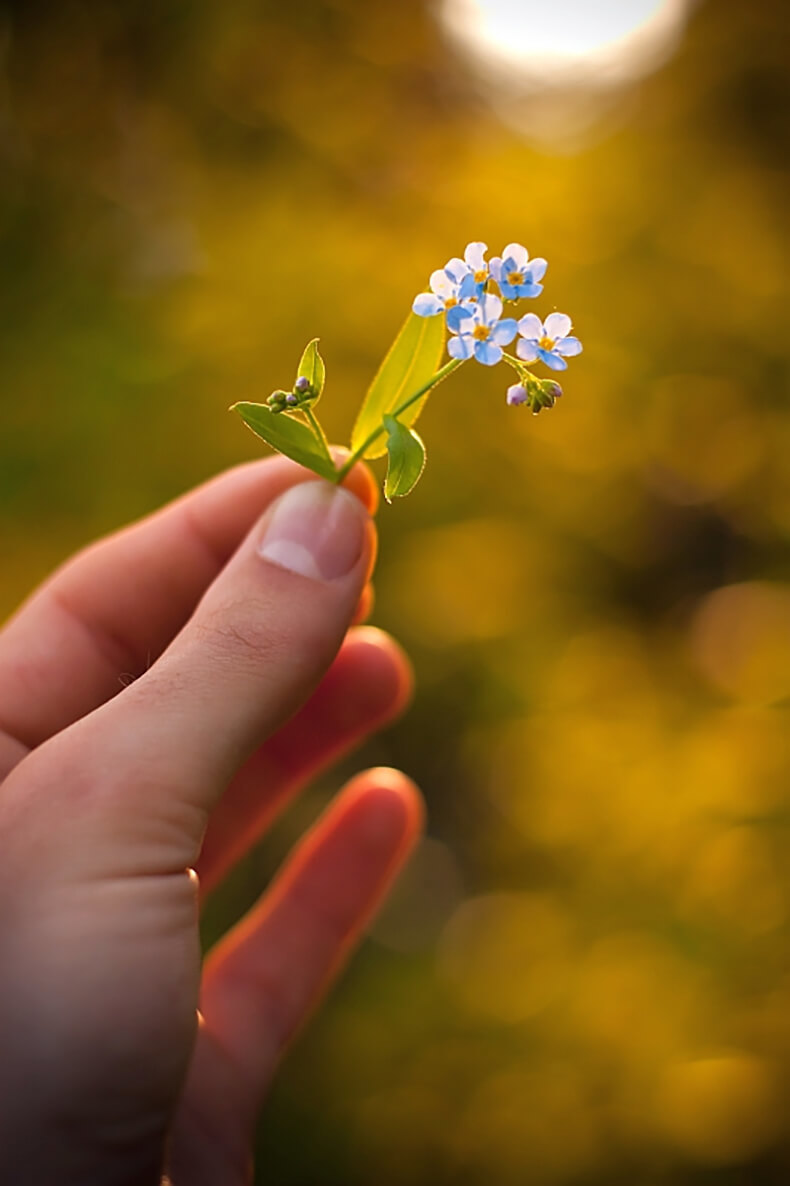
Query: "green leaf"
351 311 444 461
295 338 326 402
383 414 426 501
232 402 338 481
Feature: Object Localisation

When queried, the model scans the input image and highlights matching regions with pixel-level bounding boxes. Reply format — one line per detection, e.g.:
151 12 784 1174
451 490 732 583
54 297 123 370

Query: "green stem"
304 406 332 462
502 352 543 391
335 357 464 482
501 352 530 378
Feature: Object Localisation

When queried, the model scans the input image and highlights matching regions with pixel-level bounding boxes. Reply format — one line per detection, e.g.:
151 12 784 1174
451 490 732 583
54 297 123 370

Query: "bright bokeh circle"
441 0 694 87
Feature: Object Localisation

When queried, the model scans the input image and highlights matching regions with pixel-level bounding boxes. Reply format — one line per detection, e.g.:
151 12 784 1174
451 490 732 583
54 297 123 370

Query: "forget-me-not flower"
460 241 490 295
516 312 582 371
447 294 518 366
412 242 492 317
490 243 547 301
412 265 477 317
438 242 491 298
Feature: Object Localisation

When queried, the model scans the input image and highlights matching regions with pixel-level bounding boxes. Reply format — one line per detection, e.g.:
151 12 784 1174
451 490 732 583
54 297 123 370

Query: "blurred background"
1 0 789 1180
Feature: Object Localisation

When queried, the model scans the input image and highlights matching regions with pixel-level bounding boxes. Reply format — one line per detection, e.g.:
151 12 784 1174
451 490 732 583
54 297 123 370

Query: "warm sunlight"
441 0 694 88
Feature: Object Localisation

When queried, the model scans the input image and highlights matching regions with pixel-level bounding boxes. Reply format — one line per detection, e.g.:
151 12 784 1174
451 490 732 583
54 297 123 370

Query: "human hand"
0 457 422 1185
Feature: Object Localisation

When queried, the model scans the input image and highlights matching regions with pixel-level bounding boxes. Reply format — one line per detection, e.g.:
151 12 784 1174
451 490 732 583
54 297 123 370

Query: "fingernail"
259 481 367 582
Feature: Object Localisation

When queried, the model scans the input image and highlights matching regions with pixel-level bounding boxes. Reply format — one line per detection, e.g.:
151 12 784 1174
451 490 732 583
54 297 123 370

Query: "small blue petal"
516 339 540 363
502 243 529 270
555 336 583 357
458 273 477 300
464 241 488 271
478 293 503 324
527 258 548 283
537 348 567 371
444 257 469 284
518 312 543 338
430 269 455 299
474 340 502 366
447 333 474 360
446 304 473 333
497 280 518 301
544 312 572 340
491 318 518 346
516 282 543 299
412 293 444 317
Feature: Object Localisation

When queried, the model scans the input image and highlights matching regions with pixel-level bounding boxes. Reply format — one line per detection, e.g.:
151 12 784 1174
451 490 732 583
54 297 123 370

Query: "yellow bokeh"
680 826 786 935
655 1054 782 1165
690 582 790 704
2 0 789 1182
438 892 573 1022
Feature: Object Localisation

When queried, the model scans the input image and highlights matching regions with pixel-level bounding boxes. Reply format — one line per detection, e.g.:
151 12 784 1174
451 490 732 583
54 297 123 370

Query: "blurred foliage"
2 0 790 1182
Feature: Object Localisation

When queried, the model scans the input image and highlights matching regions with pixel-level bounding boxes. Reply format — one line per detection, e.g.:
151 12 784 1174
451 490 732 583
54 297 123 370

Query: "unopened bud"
267 390 289 413
285 393 299 406
506 383 529 407
294 376 311 394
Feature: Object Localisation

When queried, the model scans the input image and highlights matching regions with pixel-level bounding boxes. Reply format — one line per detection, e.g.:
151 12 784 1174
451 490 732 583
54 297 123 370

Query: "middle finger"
196 627 412 894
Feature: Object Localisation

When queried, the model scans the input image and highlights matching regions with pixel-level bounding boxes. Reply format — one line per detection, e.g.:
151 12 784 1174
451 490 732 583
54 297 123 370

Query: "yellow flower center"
474 269 487 283
507 270 525 285
445 296 457 308
473 325 490 341
539 335 555 351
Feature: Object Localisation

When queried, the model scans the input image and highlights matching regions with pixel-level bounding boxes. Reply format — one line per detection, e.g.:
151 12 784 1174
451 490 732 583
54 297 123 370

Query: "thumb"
39 478 376 871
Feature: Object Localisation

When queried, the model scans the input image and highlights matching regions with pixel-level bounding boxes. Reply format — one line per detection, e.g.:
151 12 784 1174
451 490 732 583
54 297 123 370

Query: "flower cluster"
234 236 586 503
412 241 582 411
266 374 316 414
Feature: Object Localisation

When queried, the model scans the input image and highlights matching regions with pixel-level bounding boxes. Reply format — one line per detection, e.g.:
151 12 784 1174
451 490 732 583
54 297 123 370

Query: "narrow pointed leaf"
232 402 338 480
295 338 326 403
383 414 426 501
351 312 444 460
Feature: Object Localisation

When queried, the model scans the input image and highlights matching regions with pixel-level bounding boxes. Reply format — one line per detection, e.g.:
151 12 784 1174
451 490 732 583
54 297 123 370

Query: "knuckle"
190 600 295 672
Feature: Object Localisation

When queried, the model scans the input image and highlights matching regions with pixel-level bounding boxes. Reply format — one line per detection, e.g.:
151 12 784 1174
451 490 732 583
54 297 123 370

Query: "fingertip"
342 626 414 718
342 766 426 852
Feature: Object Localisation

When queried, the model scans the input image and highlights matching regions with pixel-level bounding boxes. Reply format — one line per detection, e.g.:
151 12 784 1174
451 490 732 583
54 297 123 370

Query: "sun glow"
441 0 694 89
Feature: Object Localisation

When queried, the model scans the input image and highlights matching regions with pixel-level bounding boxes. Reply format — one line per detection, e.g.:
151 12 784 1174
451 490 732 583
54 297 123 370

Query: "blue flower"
490 243 547 301
516 312 582 371
446 294 518 366
456 241 490 296
413 242 491 317
412 261 477 318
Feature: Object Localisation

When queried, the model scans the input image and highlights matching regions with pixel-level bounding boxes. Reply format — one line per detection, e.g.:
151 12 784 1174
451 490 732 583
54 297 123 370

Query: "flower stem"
501 352 527 377
304 406 332 462
335 357 464 482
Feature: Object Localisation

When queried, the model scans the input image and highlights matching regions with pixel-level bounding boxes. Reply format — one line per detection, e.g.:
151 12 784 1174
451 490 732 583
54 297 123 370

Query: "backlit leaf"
383 414 427 501
295 338 326 403
232 402 338 480
351 312 444 460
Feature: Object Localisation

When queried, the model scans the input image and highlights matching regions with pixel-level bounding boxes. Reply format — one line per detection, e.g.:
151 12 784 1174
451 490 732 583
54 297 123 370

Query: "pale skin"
0 453 423 1185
